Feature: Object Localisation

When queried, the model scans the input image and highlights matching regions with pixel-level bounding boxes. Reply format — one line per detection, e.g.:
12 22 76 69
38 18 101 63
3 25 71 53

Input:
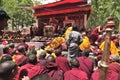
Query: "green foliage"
1 0 35 29
87 0 120 30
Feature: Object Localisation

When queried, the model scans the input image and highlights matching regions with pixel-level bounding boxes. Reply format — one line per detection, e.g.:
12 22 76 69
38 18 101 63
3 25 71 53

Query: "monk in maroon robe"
64 58 88 80
109 62 120 74
16 39 28 51
109 54 120 75
77 49 94 78
38 51 47 66
42 55 64 80
16 54 42 80
91 69 119 80
90 25 103 45
55 49 70 72
13 46 27 66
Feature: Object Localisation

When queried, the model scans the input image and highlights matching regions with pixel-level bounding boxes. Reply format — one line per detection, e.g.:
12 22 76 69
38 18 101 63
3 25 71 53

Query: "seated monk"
91 60 119 80
42 55 64 80
55 49 70 72
77 49 94 78
16 54 42 80
64 58 88 80
109 54 120 74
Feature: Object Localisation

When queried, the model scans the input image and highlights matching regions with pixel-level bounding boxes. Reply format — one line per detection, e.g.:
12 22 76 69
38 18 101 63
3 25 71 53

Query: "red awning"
33 0 85 9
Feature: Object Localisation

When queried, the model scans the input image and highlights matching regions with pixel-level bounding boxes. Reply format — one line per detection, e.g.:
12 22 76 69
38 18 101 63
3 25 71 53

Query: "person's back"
91 69 119 80
64 58 88 80
42 55 64 80
13 46 27 66
109 54 120 74
77 49 94 78
38 51 47 66
16 39 28 51
55 49 70 72
16 54 42 80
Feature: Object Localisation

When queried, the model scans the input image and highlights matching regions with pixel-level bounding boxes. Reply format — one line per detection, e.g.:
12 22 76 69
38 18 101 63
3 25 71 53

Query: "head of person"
39 51 46 59
46 55 55 63
0 8 10 30
99 24 104 30
69 58 79 68
109 54 120 63
29 48 37 55
17 46 25 54
22 38 26 43
28 54 37 65
0 61 18 80
41 45 45 50
3 45 9 54
72 24 78 31
82 49 90 57
0 55 12 63
9 43 15 49
55 49 62 56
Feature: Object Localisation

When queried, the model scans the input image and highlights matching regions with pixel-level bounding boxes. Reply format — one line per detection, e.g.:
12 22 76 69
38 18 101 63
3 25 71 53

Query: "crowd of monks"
0 22 120 80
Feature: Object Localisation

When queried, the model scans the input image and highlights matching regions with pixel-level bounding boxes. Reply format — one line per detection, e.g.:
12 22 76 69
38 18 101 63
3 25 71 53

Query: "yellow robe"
45 37 65 51
64 27 72 39
79 36 91 51
99 41 119 56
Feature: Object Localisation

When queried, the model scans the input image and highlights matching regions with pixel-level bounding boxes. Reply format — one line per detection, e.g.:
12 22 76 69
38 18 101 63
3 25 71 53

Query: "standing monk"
90 25 104 45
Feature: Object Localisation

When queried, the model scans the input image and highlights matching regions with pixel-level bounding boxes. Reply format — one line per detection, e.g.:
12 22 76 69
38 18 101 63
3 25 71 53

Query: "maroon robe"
38 58 47 66
91 69 119 80
13 53 27 66
42 62 64 80
16 42 28 51
77 56 94 78
55 56 70 72
16 63 42 80
109 62 120 74
64 68 88 80
90 28 99 44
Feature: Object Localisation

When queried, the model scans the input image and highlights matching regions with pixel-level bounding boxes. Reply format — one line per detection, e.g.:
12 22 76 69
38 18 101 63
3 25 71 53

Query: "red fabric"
16 63 41 80
13 53 27 66
16 42 28 51
77 56 94 78
109 63 120 74
90 28 99 43
91 69 119 80
55 56 70 72
64 68 88 80
42 62 64 80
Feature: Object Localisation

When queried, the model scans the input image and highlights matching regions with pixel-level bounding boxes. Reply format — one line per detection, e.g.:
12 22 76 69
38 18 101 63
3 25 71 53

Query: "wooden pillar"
84 14 87 27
